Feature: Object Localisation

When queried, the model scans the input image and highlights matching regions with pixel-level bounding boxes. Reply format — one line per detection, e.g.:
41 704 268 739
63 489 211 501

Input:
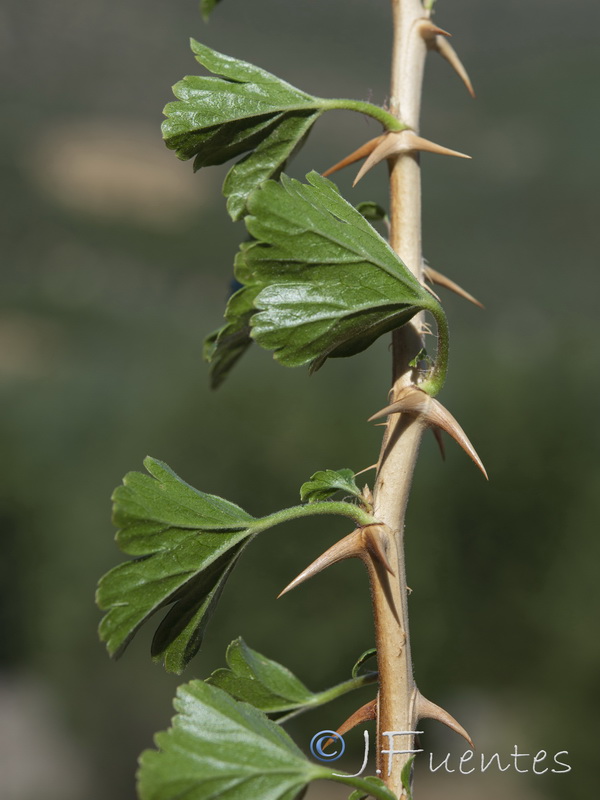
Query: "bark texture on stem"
372 0 429 795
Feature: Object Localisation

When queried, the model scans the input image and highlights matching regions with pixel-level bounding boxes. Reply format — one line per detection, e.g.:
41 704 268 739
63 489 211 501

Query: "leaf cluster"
162 42 444 390
100 21 458 800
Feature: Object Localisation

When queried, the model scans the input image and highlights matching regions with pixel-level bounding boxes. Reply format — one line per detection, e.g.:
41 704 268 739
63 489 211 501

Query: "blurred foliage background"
1 0 599 798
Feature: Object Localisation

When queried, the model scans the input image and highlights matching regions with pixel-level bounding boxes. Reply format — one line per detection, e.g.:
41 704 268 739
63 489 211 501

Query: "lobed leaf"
138 681 396 800
97 457 257 673
204 192 399 387
222 110 320 221
355 201 387 222
241 172 441 371
204 282 258 388
207 638 315 713
207 638 377 719
351 648 378 679
300 469 362 504
162 41 326 220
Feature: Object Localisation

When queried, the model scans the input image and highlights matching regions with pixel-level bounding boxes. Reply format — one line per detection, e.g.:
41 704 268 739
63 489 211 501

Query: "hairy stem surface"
371 0 429 794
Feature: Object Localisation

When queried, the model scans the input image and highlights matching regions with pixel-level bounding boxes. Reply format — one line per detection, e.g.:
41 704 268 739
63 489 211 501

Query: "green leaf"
163 39 317 162
223 110 320 221
348 777 395 800
348 791 365 800
203 283 258 388
207 638 377 718
111 457 255 546
96 457 257 673
355 201 387 222
138 681 397 800
163 42 404 220
351 648 378 679
401 755 415 800
200 0 221 21
300 469 362 504
207 638 314 712
162 40 325 220
408 347 431 369
138 681 315 800
203 325 251 389
242 172 442 372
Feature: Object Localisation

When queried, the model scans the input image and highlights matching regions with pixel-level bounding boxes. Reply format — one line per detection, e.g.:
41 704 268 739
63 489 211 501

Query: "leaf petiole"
320 98 407 132
253 501 377 534
276 671 378 724
418 305 450 397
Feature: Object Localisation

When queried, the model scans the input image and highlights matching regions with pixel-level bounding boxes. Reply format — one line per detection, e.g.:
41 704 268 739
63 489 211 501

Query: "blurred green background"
1 1 599 798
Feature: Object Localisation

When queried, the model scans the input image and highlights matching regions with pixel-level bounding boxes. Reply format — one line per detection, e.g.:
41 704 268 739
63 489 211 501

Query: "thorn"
416 691 475 748
368 385 427 422
353 131 471 185
361 484 374 506
322 135 384 178
432 427 446 461
355 463 378 477
403 132 471 160
418 19 451 41
277 529 363 598
432 36 476 99
369 387 488 479
354 133 401 185
323 699 378 748
424 265 484 309
277 524 396 598
363 525 395 576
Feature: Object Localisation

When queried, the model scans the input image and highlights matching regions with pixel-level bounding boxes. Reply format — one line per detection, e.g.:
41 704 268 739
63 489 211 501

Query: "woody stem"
371 0 429 795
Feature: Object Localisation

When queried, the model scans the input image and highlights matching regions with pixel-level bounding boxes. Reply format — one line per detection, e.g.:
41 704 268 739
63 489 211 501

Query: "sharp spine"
355 463 378 477
353 131 471 185
432 36 476 99
277 524 395 597
369 386 488 479
324 699 378 748
424 264 484 308
277 529 363 598
418 19 451 40
416 691 475 748
322 135 384 178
